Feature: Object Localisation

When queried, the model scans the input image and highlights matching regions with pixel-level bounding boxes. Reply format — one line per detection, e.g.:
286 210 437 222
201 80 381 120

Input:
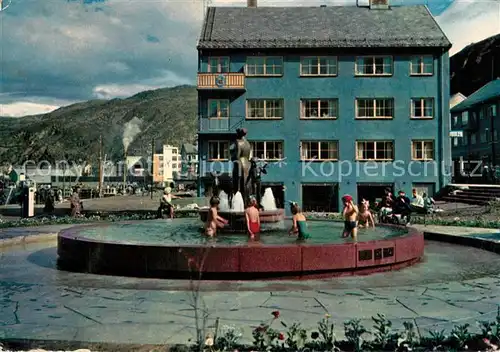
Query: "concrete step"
441 196 489 205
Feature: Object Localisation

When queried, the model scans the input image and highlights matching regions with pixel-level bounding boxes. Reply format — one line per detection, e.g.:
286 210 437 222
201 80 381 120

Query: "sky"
0 0 499 117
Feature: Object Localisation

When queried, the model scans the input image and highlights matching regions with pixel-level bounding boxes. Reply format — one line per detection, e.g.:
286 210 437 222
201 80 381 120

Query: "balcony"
198 117 244 134
197 73 245 90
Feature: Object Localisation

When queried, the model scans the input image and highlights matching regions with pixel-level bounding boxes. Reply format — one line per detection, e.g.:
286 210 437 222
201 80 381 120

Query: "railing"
199 116 245 133
197 73 245 90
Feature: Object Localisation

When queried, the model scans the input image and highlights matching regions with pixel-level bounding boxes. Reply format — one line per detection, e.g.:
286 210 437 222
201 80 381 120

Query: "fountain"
261 188 277 211
218 191 230 211
57 218 425 280
198 128 285 232
57 129 424 280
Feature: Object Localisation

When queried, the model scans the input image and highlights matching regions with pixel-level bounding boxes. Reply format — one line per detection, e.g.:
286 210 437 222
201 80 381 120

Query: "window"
453 138 458 147
247 99 283 119
300 57 338 76
356 98 394 119
172 163 177 169
411 98 434 118
250 141 283 160
208 99 229 118
470 133 477 144
356 141 394 161
495 130 499 141
410 56 433 75
207 141 229 160
300 141 338 160
208 57 229 73
301 99 338 119
489 104 497 117
355 56 392 76
480 131 487 143
158 156 163 161
246 57 283 76
462 111 469 125
159 170 163 175
411 140 434 160
452 115 458 126
479 108 485 120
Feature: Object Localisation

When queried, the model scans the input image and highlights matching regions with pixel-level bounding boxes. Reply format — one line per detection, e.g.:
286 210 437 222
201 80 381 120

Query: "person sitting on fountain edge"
358 198 375 228
205 196 228 237
342 194 358 240
288 201 310 240
245 196 260 240
157 185 179 219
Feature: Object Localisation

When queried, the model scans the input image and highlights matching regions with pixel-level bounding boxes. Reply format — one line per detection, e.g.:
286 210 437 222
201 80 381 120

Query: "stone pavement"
0 224 499 347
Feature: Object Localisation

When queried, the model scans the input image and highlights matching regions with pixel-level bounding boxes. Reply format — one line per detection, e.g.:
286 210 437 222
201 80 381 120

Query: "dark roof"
182 143 197 154
198 5 451 50
451 79 500 113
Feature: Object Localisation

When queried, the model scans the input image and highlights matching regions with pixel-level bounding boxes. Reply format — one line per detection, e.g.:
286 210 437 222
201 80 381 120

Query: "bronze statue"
230 128 252 205
247 157 268 208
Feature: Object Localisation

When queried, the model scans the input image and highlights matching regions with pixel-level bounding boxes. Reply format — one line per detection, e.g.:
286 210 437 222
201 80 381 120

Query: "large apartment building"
450 79 500 173
196 0 452 211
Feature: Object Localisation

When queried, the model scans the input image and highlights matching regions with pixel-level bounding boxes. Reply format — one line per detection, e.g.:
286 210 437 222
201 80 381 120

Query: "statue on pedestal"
230 128 251 205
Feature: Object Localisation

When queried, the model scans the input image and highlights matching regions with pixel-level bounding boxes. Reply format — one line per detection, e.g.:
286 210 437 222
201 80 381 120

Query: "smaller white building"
450 93 467 109
160 145 181 183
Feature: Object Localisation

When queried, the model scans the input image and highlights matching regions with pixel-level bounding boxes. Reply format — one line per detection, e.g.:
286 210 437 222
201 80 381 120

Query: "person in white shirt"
157 186 179 219
411 189 424 208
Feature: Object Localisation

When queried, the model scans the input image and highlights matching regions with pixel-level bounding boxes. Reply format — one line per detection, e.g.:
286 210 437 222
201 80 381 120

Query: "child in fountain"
288 201 310 240
245 197 260 240
342 195 358 240
205 196 228 237
358 199 375 228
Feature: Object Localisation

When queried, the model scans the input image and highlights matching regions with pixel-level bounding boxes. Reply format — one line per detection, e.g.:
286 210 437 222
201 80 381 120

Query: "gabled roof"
182 143 197 154
451 79 500 113
198 5 451 50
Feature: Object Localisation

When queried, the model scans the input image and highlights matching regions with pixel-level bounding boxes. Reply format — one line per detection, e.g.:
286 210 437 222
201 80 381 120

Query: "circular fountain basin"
57 219 424 280
198 208 285 232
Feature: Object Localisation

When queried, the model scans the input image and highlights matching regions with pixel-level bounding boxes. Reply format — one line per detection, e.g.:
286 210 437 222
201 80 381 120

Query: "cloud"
0 102 61 117
0 0 498 117
436 0 500 56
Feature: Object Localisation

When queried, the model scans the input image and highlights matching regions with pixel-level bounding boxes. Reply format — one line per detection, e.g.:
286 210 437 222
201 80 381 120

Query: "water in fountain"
218 191 230 211
261 187 277 210
231 191 245 212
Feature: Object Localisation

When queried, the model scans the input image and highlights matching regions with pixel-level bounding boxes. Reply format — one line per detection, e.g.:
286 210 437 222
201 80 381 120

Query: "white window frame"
249 141 284 161
208 56 230 73
300 141 339 161
207 99 230 119
246 99 284 119
409 55 434 76
300 99 338 119
411 98 434 119
355 56 393 76
411 140 435 161
207 140 230 161
245 56 283 76
356 140 394 161
300 56 338 76
355 98 394 119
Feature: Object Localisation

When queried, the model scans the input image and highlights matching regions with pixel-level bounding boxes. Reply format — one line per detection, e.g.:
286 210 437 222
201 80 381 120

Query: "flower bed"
0 209 199 229
198 309 500 352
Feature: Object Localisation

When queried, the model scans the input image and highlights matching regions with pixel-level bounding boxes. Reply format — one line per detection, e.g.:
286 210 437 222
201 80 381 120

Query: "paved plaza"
0 222 500 349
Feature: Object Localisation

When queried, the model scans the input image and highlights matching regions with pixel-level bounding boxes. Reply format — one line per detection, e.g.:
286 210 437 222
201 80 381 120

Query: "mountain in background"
450 33 500 96
0 85 197 165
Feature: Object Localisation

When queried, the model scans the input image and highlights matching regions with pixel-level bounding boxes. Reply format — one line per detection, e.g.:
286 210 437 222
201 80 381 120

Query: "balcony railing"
197 73 245 90
199 117 244 133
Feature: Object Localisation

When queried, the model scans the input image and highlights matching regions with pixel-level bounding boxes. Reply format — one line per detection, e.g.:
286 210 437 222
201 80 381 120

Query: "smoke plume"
122 116 142 153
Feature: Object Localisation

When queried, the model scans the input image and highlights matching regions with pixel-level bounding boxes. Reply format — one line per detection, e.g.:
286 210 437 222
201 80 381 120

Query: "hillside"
0 85 197 165
450 33 500 96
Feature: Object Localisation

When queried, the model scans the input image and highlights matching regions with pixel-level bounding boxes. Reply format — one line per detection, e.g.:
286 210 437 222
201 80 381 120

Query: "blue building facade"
450 79 500 178
197 2 452 212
